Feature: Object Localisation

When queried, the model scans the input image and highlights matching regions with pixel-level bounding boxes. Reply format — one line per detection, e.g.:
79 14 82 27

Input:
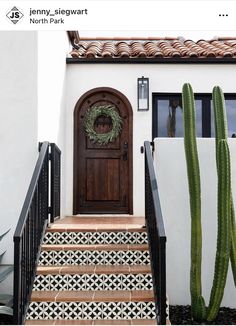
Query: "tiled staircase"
26 216 158 325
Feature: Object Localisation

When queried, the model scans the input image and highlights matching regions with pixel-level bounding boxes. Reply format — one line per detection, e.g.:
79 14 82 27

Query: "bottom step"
26 320 157 325
27 301 156 320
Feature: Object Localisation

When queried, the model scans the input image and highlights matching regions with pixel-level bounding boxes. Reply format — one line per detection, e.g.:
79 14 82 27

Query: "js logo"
6 7 24 24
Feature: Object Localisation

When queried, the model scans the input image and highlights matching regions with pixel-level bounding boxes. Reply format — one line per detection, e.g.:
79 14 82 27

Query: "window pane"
211 102 215 137
158 100 170 137
226 100 236 137
195 100 202 137
211 100 236 137
157 98 202 137
158 99 183 137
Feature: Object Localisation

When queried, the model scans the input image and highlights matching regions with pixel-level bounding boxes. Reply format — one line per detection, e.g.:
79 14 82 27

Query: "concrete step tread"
47 227 146 232
46 228 146 233
30 290 154 302
41 244 149 251
48 217 146 232
37 265 152 275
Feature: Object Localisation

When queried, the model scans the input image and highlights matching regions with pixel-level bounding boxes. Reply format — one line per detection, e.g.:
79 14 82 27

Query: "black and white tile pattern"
33 273 153 291
27 301 156 320
43 231 148 245
28 228 156 322
39 250 150 266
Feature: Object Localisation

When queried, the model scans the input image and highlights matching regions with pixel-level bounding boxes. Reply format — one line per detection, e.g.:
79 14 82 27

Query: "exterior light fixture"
137 76 149 111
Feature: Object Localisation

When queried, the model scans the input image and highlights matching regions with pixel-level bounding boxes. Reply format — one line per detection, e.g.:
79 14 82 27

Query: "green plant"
0 229 13 323
84 105 123 145
207 139 231 321
182 83 206 321
205 86 236 321
0 230 13 287
182 83 236 322
212 86 236 286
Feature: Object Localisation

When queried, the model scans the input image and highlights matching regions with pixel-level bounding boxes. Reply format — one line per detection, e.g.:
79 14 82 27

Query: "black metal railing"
13 142 61 325
144 141 167 325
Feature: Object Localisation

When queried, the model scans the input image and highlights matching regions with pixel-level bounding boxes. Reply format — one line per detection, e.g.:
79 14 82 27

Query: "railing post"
159 239 167 325
50 143 61 223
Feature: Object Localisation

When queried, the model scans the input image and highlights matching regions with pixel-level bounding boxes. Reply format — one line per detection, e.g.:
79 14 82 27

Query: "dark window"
153 93 236 139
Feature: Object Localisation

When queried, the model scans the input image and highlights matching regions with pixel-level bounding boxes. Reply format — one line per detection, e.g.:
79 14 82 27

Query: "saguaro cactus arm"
182 83 206 321
212 86 228 166
212 86 236 285
207 140 231 321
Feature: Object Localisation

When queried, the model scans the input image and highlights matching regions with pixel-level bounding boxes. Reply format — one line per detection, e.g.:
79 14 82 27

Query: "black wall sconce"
137 76 149 111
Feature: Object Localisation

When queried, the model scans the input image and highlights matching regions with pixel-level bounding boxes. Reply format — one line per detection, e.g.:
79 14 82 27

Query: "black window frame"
152 92 236 139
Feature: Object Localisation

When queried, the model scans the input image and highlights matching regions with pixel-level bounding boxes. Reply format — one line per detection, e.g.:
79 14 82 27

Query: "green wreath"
84 105 123 145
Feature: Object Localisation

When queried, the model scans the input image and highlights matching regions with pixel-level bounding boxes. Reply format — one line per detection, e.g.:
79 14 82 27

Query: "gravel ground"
169 305 236 325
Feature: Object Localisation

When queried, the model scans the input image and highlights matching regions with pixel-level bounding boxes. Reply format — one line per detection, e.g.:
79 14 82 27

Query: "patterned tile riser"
33 273 153 291
38 250 150 266
43 232 148 245
27 301 156 320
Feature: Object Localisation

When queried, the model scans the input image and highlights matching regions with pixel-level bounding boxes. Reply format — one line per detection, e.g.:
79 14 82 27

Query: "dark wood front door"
74 87 133 214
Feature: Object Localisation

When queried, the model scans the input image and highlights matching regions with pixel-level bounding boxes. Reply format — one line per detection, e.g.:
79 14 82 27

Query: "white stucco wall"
65 63 236 216
154 138 236 307
38 31 69 143
38 31 70 215
0 32 38 293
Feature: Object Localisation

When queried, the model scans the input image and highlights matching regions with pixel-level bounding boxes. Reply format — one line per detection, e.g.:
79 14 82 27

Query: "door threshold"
72 214 135 217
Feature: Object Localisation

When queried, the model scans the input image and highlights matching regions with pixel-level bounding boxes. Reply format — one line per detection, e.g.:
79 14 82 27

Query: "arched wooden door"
73 87 133 214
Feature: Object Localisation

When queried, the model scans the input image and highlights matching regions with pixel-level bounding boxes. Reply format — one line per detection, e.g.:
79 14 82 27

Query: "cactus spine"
207 140 231 321
212 86 236 286
182 83 206 321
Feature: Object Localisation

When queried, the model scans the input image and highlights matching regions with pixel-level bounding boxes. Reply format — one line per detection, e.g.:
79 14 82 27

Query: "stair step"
33 273 153 291
27 301 156 320
30 290 154 302
37 265 151 275
43 230 148 245
27 217 158 322
26 319 157 325
50 216 145 232
27 291 156 320
41 244 148 251
39 249 150 266
48 226 146 232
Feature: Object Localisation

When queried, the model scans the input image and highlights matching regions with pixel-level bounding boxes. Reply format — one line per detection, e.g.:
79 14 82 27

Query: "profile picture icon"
6 7 24 24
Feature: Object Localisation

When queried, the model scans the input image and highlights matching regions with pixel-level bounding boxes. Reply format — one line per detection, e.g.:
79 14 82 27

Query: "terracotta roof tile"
116 41 131 57
70 37 236 60
131 41 146 57
144 41 162 57
225 40 236 48
101 41 117 57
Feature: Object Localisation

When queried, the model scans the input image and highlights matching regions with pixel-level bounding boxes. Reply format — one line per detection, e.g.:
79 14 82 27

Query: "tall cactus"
212 86 236 286
207 140 231 321
182 83 206 321
182 84 235 322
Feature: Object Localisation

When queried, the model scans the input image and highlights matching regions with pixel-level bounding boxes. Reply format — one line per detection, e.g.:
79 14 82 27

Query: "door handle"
123 151 128 161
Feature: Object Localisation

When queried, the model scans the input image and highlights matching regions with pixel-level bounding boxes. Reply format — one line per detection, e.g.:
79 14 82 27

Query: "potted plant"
0 230 13 325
